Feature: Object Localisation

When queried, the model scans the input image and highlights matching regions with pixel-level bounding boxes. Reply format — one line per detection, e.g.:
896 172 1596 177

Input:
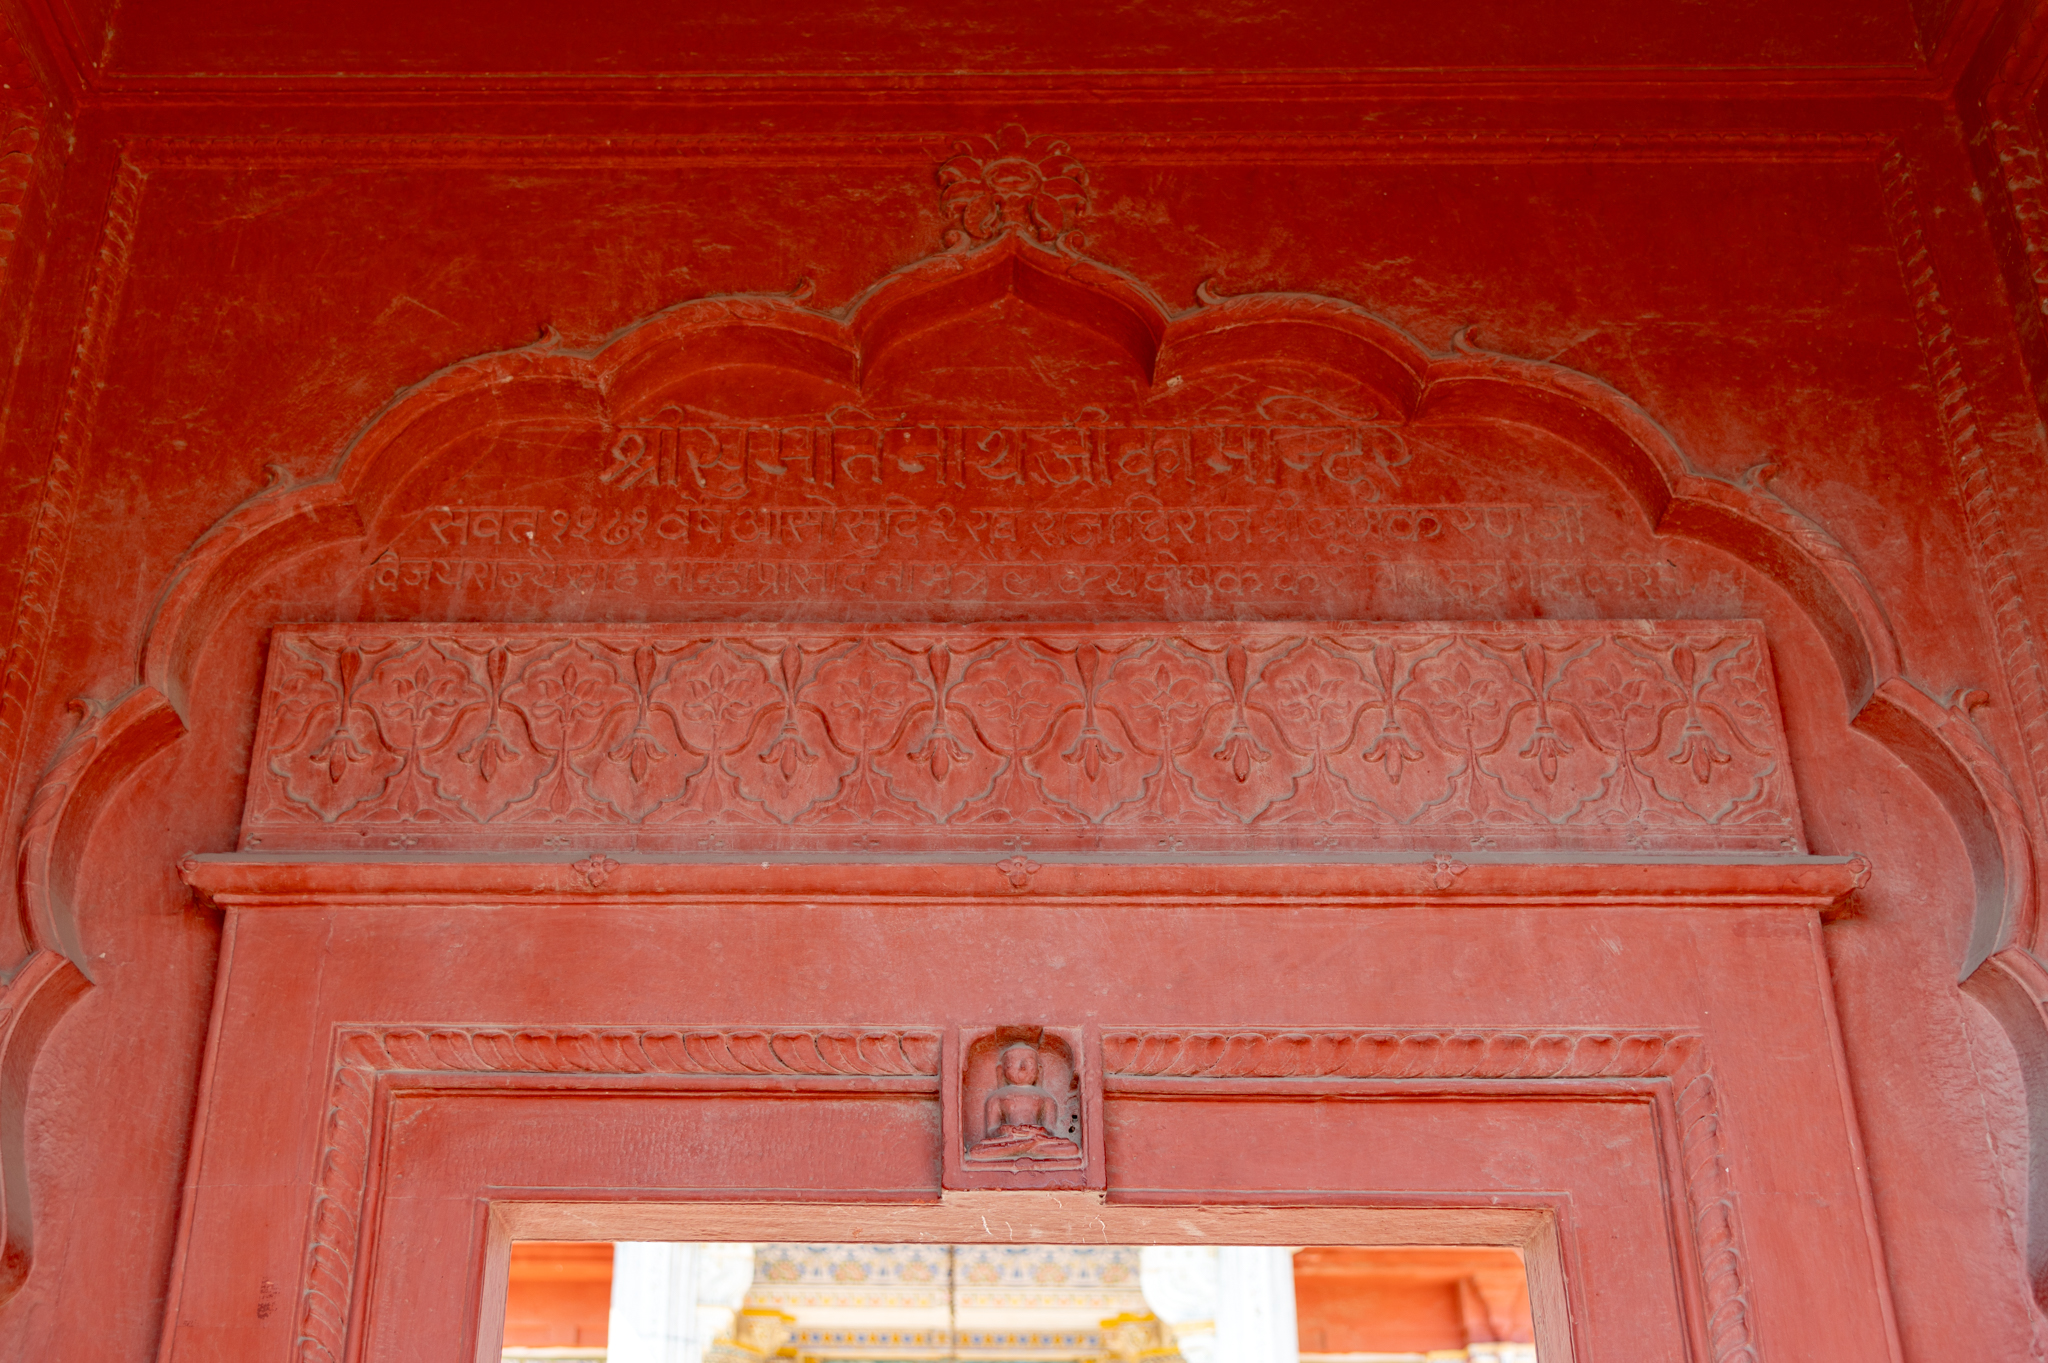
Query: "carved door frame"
157 855 1882 1363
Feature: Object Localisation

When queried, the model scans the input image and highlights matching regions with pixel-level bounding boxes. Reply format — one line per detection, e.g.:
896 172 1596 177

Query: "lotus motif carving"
241 621 1804 855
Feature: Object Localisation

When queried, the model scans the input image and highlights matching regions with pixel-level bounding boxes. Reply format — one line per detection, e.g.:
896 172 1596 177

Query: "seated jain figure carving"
966 1043 1081 1162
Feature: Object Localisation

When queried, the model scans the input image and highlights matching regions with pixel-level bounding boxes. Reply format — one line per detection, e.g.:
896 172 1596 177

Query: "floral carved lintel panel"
239 620 1804 856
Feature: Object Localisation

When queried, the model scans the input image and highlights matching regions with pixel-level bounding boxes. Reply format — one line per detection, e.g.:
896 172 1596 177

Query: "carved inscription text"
591 422 1411 500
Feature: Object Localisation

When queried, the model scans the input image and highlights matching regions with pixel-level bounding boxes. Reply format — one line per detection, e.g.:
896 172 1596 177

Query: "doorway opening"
500 1241 1538 1363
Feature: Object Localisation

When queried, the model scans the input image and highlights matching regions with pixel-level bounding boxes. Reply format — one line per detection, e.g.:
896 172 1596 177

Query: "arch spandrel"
216 238 1766 639
124 227 1897 674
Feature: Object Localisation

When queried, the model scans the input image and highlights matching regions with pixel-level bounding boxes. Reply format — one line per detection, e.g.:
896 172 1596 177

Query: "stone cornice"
179 850 1869 913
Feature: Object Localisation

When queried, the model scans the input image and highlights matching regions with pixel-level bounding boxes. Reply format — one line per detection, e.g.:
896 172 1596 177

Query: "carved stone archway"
1 130 1990 1363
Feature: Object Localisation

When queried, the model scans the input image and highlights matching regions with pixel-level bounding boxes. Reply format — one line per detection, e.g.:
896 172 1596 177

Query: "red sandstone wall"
0 7 2046 1363
1294 1247 1533 1354
503 1243 611 1349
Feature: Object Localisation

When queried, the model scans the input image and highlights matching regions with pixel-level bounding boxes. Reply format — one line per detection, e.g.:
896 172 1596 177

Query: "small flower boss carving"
938 125 1092 246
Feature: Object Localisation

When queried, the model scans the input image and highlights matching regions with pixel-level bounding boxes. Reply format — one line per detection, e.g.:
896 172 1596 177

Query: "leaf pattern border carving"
243 621 1804 856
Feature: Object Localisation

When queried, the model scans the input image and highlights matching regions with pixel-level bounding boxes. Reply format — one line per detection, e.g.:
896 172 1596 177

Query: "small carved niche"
943 1024 1102 1191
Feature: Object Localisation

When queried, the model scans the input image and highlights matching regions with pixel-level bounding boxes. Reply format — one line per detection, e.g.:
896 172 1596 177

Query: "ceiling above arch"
0 0 1980 103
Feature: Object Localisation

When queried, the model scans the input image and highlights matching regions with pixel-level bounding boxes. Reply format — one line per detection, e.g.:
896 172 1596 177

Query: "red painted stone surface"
501 1243 611 1350
163 866 1877 1362
0 4 2047 1362
1293 1247 1534 1354
239 621 1805 855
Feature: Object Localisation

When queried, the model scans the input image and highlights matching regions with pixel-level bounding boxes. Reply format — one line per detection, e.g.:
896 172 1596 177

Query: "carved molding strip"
242 621 1804 856
294 1024 939 1363
121 130 1884 173
1878 148 2048 841
1104 1027 1755 1363
0 153 144 915
335 1023 940 1078
1103 1026 1697 1080
1988 118 2048 323
0 109 40 284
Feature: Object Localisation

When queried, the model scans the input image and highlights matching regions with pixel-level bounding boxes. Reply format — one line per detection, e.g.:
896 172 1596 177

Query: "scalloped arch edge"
0 225 2036 1314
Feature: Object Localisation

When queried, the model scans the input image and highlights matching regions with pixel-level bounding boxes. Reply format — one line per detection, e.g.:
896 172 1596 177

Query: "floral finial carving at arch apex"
938 124 1093 246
